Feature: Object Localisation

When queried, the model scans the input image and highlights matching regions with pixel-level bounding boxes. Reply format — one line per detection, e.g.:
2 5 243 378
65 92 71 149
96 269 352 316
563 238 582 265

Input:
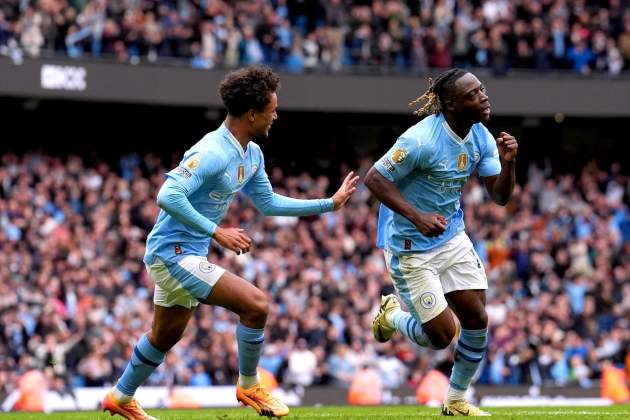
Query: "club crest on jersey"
392 148 408 164
185 154 200 170
457 153 468 171
237 165 245 183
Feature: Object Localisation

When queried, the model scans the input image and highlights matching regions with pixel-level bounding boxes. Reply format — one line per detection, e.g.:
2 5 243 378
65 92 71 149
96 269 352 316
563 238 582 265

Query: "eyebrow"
464 83 483 96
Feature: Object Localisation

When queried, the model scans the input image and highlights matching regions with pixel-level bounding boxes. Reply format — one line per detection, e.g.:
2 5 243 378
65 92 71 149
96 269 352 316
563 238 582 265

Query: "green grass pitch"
2 405 630 419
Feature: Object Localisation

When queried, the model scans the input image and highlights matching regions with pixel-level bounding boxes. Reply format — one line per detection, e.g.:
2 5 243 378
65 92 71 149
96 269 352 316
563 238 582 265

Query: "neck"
444 113 473 140
225 116 250 150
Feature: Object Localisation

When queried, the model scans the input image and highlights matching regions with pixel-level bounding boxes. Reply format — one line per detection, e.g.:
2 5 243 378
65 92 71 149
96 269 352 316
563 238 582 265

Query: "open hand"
332 171 360 210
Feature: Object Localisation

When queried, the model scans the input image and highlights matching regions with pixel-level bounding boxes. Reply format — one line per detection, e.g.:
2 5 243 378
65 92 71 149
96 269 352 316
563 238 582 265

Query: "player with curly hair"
102 66 358 419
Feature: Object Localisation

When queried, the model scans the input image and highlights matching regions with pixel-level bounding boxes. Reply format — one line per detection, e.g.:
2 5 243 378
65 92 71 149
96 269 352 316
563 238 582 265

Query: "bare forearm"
492 160 516 205
365 170 421 224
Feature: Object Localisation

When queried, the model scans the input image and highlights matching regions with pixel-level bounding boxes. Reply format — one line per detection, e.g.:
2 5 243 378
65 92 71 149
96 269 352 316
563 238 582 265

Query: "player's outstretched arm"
244 165 358 216
484 131 518 206
331 171 360 210
364 167 447 237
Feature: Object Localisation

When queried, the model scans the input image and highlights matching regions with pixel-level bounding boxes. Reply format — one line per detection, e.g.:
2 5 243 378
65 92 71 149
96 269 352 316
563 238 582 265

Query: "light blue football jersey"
374 113 501 254
144 123 332 264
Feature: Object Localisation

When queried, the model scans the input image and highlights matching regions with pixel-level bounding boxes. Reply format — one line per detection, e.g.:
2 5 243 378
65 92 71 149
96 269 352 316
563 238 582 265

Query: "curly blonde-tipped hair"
409 68 468 116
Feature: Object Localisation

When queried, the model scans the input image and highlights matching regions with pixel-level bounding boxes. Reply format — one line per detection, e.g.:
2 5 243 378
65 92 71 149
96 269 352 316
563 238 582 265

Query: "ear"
248 109 256 122
443 98 455 112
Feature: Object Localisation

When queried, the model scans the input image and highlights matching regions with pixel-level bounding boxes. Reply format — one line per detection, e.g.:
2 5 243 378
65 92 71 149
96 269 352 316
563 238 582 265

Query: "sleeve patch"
391 148 408 164
380 157 396 173
174 166 193 178
184 154 200 170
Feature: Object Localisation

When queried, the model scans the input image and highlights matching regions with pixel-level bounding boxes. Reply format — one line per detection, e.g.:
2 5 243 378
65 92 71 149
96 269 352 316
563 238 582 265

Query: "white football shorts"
146 255 226 309
384 231 487 324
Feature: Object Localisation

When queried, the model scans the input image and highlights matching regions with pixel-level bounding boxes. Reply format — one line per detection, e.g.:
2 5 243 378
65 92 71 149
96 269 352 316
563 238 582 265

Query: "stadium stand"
1 0 629 74
0 150 628 400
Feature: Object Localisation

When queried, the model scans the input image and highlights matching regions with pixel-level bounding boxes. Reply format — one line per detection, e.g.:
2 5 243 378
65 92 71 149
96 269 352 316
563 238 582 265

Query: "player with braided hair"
366 68 518 416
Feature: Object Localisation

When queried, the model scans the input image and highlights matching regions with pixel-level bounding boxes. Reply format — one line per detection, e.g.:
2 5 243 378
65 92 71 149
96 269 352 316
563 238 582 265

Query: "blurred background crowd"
1 0 630 75
1 150 629 401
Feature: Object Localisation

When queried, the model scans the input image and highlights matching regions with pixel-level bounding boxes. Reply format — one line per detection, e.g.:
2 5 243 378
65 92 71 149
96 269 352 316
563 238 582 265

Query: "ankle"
385 308 402 327
238 373 260 389
112 386 133 403
446 387 466 403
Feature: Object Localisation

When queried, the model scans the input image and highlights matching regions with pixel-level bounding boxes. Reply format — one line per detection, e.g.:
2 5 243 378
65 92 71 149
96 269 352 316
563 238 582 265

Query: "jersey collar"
219 122 246 158
441 115 472 146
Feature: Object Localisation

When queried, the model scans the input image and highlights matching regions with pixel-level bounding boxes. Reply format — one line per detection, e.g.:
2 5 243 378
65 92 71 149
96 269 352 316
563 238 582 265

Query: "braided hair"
409 68 468 116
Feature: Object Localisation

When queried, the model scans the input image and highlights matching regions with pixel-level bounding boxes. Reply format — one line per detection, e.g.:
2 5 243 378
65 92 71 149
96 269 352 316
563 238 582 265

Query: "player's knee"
460 310 488 330
476 311 488 328
429 331 455 350
246 291 269 326
151 325 186 351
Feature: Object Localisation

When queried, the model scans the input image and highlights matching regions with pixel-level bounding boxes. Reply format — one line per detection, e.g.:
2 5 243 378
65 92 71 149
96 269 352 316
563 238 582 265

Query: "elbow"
156 188 168 210
156 185 179 211
492 193 511 206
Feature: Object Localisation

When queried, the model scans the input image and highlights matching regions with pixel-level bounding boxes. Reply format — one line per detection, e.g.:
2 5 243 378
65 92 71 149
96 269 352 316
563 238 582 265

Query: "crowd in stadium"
1 0 629 74
0 149 629 400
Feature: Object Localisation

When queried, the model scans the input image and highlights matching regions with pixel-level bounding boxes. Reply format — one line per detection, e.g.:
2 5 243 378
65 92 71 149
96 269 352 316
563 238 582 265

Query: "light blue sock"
391 310 435 348
448 328 488 400
236 322 264 382
115 334 165 397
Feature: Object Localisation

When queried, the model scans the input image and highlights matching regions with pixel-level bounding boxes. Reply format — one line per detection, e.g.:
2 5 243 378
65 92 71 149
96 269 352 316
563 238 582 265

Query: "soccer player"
102 66 359 420
366 68 518 416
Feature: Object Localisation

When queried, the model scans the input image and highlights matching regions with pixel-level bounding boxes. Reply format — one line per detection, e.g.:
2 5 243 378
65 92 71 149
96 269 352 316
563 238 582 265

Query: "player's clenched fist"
213 227 252 255
413 212 447 237
496 132 518 162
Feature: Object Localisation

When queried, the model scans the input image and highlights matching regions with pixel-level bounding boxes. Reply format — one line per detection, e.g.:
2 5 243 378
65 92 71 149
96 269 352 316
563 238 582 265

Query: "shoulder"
248 141 263 155
473 123 493 140
246 141 264 164
398 116 434 146
186 136 231 171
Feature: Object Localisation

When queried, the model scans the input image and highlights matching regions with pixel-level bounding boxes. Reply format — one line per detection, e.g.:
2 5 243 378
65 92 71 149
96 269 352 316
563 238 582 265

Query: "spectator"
284 338 317 387
0 151 629 397
0 0 627 74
